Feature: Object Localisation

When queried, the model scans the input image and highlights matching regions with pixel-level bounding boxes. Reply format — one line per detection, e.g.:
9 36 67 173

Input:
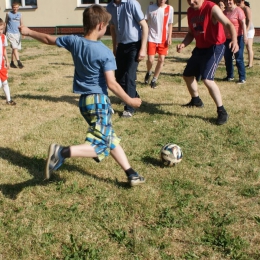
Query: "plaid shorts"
79 94 121 162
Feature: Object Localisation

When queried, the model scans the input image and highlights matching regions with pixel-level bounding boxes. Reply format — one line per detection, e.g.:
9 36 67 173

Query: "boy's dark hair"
245 1 250 7
83 5 111 36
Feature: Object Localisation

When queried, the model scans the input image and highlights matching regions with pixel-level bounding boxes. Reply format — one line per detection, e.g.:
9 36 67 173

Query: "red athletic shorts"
0 63 8 82
147 42 168 56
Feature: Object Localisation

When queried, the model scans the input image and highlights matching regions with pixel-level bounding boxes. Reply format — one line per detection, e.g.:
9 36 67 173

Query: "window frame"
6 0 37 9
76 0 108 7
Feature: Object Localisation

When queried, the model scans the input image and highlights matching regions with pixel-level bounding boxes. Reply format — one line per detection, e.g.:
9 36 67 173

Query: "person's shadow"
0 147 130 200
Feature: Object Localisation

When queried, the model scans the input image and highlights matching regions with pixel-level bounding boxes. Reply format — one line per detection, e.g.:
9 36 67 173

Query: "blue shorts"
183 44 225 80
79 94 121 162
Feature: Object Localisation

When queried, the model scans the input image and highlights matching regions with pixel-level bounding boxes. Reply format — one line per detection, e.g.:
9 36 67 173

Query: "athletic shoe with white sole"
128 173 145 187
45 143 65 180
121 110 133 118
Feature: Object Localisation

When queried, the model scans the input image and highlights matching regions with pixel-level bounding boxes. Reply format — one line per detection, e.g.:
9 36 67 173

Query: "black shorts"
183 44 225 80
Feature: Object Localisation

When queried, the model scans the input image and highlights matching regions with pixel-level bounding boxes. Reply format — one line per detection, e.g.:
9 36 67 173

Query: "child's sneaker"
10 62 17 68
6 100 16 105
128 173 145 187
150 81 157 89
18 61 24 69
45 143 65 180
144 72 151 84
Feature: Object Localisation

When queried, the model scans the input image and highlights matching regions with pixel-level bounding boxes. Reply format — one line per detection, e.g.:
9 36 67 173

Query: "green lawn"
0 38 259 260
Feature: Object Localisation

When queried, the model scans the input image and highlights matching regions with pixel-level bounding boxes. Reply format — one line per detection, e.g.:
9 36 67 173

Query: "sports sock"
217 105 226 112
2 80 11 102
151 77 157 82
125 168 137 177
192 96 200 103
61 147 71 158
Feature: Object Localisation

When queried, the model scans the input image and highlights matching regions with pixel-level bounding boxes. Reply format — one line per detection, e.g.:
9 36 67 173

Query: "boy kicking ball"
19 5 145 187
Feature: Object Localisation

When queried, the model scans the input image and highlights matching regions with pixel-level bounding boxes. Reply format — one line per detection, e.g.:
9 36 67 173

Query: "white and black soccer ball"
160 143 183 166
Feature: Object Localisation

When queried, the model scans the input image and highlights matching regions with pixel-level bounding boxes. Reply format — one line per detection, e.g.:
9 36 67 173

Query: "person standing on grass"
19 5 145 187
223 0 247 84
5 2 24 69
0 19 16 106
236 0 254 68
144 0 173 89
107 0 148 118
177 0 238 125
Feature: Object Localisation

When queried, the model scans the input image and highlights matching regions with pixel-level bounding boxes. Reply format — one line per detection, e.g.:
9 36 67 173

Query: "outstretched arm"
19 26 57 45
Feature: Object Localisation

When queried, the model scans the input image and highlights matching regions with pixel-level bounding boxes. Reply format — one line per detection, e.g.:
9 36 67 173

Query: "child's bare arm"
3 47 9 69
105 70 142 108
19 26 57 45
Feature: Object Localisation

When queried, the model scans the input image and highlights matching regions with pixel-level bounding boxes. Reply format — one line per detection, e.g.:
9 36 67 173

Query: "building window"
77 0 109 7
7 0 37 9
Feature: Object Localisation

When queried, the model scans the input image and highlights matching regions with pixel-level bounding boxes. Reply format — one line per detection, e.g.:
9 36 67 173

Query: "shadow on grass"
15 93 218 122
15 94 79 107
0 147 131 200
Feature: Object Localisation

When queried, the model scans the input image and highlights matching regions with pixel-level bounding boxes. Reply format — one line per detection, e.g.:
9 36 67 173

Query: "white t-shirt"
145 4 174 43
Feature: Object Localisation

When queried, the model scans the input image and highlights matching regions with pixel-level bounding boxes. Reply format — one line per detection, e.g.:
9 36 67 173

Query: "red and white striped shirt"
145 4 174 44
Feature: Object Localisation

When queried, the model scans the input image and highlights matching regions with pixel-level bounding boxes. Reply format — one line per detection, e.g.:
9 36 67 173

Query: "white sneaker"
121 111 133 118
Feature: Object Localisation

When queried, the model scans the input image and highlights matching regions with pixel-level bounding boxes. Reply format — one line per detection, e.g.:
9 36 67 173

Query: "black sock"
192 96 200 102
61 147 71 158
125 168 137 177
217 105 225 112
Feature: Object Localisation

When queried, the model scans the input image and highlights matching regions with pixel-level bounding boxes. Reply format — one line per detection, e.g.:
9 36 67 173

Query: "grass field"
0 38 260 260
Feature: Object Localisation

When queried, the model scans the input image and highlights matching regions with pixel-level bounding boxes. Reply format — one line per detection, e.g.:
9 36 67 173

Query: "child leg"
2 80 16 105
110 144 145 186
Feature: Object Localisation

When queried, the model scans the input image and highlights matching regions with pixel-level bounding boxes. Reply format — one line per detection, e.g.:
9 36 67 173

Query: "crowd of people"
0 0 256 185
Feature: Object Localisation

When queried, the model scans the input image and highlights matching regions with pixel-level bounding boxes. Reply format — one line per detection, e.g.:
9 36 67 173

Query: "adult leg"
224 39 234 79
203 79 223 107
124 42 140 114
246 38 254 67
115 44 127 92
235 35 246 81
183 76 199 97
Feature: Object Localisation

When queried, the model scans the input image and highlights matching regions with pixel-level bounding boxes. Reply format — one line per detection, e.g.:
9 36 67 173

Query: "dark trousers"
115 41 141 113
224 35 246 81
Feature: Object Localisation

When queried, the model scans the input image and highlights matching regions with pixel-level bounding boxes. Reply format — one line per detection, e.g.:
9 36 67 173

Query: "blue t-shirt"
107 0 144 44
6 12 22 34
56 35 117 95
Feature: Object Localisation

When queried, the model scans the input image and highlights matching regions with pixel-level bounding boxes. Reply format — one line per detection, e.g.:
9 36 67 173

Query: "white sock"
2 80 11 102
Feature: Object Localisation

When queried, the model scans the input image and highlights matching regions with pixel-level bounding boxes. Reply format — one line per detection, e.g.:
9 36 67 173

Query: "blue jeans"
115 41 140 113
224 35 246 81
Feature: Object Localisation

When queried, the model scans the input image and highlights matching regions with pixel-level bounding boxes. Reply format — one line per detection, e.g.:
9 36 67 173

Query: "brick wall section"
29 27 260 38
